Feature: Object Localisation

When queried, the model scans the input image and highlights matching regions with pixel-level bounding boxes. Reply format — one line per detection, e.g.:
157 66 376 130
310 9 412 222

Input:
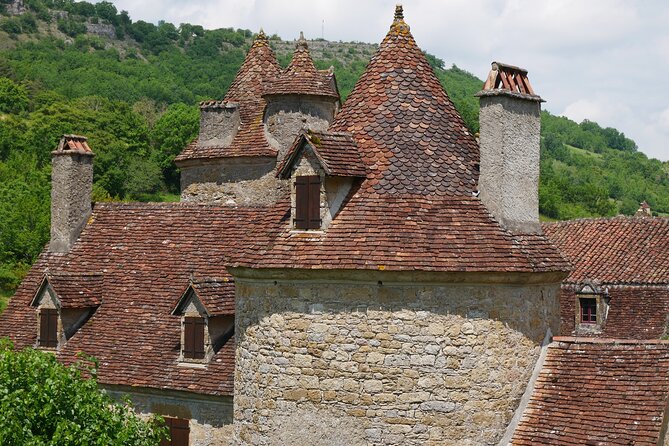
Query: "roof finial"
296 31 308 50
253 28 269 47
394 4 404 20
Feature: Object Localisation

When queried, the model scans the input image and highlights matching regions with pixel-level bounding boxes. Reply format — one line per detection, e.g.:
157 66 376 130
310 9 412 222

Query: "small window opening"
183 317 205 359
39 309 58 348
580 297 597 324
295 175 321 229
160 417 190 446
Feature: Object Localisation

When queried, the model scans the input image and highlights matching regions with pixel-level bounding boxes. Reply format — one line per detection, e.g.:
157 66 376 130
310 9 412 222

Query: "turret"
476 62 543 233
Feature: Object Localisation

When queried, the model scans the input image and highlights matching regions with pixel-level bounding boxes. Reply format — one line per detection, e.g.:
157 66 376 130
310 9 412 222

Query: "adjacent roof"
175 30 280 162
32 273 102 308
0 202 265 396
172 278 235 316
277 131 367 178
263 33 339 99
511 338 669 445
232 6 568 275
543 217 669 285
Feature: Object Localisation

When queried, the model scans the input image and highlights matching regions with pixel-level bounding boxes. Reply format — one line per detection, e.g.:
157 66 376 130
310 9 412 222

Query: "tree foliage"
0 338 166 445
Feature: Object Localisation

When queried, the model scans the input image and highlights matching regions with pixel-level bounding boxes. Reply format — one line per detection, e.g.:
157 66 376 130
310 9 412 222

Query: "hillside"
0 0 667 297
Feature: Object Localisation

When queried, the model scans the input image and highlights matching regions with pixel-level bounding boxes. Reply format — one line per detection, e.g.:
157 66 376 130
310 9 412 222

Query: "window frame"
159 417 190 446
579 297 597 324
294 175 322 230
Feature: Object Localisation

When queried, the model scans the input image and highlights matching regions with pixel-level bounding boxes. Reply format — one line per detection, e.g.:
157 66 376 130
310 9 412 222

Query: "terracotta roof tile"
277 131 367 178
34 273 103 308
0 202 266 396
263 33 339 99
54 134 93 155
175 31 280 162
511 338 669 445
191 278 235 316
543 217 669 285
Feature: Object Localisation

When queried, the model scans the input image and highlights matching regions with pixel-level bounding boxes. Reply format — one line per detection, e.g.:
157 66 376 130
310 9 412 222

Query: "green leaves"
0 339 166 445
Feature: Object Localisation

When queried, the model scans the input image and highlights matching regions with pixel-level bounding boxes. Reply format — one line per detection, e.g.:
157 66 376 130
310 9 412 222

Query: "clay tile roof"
511 338 669 445
479 61 541 100
175 30 280 162
329 5 479 196
173 278 235 316
54 134 94 155
32 273 103 308
277 131 367 178
0 202 267 396
263 32 339 99
543 217 669 285
230 6 569 274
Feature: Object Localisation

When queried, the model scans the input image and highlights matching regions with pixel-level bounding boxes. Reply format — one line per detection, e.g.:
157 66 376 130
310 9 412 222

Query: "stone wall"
105 385 234 446
199 106 240 148
264 95 338 161
232 270 561 446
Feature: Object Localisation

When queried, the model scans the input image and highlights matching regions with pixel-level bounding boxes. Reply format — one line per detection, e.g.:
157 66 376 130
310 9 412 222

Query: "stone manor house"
2 5 669 446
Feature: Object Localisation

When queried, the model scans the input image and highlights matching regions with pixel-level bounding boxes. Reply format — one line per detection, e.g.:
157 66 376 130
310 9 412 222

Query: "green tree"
0 338 166 445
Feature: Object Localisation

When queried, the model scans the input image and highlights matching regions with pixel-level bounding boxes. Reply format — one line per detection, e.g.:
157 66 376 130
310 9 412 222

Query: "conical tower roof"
331 5 479 196
263 32 339 99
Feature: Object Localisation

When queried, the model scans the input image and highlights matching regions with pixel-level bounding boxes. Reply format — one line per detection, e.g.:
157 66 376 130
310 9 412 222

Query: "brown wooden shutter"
39 309 58 348
183 317 205 359
295 175 321 229
160 417 190 446
193 318 205 359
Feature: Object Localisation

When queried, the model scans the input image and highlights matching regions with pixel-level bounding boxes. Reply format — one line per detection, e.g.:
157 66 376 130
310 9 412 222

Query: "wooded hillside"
0 0 667 299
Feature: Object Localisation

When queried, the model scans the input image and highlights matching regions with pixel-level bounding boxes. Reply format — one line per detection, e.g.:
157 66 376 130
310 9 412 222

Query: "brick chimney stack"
476 62 543 234
49 135 94 253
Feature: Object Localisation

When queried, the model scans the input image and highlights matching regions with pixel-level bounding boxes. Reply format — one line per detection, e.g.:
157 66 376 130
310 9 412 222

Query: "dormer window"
183 317 206 360
172 279 235 365
277 131 367 232
31 273 101 349
39 309 59 348
575 283 609 333
295 175 322 229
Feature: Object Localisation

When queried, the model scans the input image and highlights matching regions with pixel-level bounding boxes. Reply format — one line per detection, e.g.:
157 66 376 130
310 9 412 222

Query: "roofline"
553 336 669 345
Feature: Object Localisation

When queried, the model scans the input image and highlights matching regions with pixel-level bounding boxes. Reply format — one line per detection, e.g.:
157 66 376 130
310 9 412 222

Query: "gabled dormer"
575 281 610 334
30 273 102 349
278 130 366 231
171 278 235 365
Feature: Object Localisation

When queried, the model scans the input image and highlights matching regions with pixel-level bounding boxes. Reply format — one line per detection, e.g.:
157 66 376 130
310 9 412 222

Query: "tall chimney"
50 135 94 253
476 62 543 234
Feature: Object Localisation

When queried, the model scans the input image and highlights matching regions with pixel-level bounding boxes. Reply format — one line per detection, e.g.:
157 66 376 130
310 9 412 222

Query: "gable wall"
233 274 560 445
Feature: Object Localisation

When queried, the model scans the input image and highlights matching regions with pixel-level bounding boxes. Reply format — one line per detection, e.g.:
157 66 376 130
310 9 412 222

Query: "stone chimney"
476 62 543 234
50 135 94 253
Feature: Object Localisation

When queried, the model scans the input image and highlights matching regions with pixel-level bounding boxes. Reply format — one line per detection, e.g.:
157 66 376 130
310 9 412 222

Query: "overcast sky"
108 0 669 161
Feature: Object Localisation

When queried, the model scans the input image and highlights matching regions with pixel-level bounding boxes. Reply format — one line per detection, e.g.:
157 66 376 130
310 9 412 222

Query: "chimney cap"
477 61 543 102
53 134 94 156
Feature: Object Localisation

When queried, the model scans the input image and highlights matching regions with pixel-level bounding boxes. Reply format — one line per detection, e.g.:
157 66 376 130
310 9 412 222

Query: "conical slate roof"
331 5 479 196
263 32 338 98
176 30 281 161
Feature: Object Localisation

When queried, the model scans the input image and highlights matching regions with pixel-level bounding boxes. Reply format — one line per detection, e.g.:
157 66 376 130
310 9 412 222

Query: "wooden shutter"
39 309 58 348
160 417 190 446
295 175 321 229
183 317 205 359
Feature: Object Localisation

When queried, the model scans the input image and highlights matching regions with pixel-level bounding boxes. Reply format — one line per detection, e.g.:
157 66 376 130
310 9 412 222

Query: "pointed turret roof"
330 4 479 196
176 30 280 161
263 32 339 99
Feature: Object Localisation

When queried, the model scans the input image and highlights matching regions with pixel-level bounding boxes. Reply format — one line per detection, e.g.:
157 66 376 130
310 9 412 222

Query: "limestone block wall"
232 272 561 446
105 385 234 446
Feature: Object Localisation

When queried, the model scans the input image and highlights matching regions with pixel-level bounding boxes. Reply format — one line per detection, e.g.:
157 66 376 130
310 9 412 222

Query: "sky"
108 0 669 161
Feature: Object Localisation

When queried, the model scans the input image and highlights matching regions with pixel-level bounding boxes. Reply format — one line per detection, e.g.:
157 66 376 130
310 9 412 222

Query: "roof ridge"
543 215 669 226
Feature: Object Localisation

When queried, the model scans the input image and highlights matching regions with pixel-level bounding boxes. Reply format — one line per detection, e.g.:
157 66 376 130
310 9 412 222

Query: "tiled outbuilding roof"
543 217 669 285
32 273 103 308
511 338 669 445
277 131 367 178
263 33 339 99
0 202 265 396
175 31 280 162
173 278 235 316
232 6 568 274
